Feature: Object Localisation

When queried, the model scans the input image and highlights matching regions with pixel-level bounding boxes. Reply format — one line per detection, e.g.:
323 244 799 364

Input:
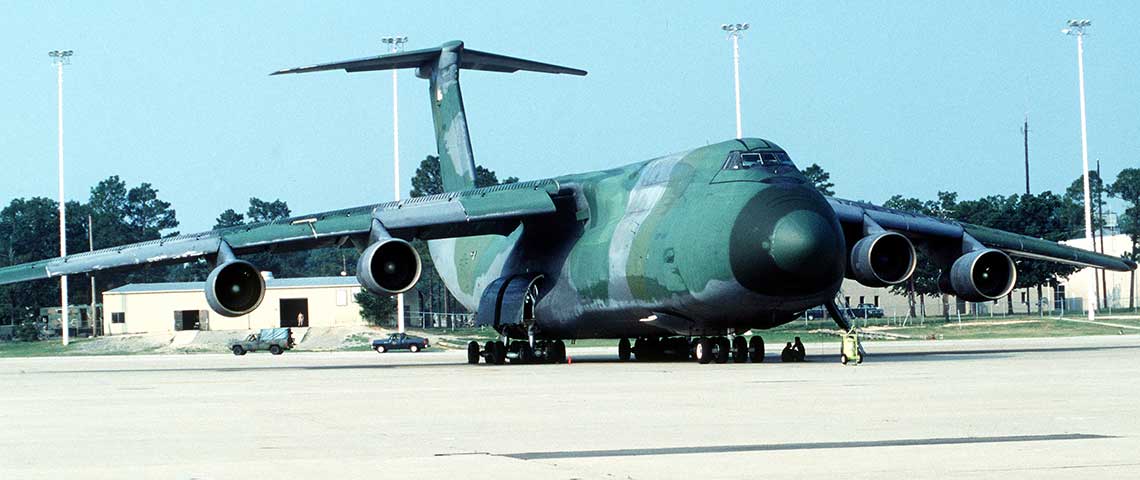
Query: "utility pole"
1097 158 1108 308
722 23 749 139
1062 19 1097 321
49 49 73 346
382 35 408 333
88 215 96 336
1021 115 1030 195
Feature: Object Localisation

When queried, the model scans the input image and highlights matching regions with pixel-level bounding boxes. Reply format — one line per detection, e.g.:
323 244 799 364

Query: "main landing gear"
467 339 567 365
616 335 765 364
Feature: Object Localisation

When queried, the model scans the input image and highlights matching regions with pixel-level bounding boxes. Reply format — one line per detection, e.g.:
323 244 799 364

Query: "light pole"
722 23 749 139
1062 19 1097 322
382 35 408 333
49 49 73 346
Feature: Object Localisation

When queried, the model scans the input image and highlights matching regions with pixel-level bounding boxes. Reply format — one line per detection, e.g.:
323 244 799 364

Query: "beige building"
102 277 366 335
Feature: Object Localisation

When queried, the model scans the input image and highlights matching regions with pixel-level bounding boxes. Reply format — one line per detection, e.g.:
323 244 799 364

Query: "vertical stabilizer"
272 40 586 193
427 42 477 191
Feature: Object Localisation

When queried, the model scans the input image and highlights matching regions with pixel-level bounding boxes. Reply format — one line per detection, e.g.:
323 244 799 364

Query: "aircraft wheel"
483 341 495 364
695 338 713 364
732 336 748 363
713 337 730 364
493 341 507 365
514 344 535 364
269 345 283 355
618 338 631 362
749 336 765 363
467 341 480 364
231 345 245 356
549 340 567 364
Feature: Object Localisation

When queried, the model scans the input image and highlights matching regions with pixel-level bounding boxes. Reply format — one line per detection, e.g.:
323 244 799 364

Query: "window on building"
111 312 125 324
336 289 349 307
873 296 879 307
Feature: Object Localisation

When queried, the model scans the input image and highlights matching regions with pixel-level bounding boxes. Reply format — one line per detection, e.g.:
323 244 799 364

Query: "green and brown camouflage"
0 41 1134 343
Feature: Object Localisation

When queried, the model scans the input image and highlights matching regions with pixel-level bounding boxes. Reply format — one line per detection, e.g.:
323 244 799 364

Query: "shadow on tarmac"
18 342 1139 375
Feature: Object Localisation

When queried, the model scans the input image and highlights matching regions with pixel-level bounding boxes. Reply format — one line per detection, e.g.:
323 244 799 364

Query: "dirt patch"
69 333 173 355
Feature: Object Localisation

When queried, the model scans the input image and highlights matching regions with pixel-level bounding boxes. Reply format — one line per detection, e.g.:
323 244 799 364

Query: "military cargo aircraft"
1 41 1134 365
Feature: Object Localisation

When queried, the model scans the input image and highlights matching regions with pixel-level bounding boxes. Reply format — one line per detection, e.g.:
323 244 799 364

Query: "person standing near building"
297 312 307 327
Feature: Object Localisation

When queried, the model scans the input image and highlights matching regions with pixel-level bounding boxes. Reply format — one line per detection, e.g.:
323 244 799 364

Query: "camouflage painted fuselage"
430 138 847 339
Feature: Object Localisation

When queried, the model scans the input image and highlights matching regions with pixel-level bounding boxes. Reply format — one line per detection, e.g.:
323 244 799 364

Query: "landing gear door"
499 273 544 330
475 277 511 328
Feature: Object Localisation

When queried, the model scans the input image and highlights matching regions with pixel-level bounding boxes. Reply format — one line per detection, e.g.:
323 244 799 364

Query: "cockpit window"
722 151 793 170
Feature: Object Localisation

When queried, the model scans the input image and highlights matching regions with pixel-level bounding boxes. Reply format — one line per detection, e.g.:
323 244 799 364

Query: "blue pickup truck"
372 333 429 353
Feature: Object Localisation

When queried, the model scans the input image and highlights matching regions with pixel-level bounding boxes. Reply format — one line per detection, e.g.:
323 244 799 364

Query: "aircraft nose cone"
730 187 846 296
768 210 838 274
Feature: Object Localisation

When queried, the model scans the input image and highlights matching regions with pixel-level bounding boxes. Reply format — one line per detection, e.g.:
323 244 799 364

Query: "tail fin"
273 40 586 192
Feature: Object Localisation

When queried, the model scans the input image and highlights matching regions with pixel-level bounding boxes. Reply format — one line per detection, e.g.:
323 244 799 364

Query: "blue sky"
2 1 1137 233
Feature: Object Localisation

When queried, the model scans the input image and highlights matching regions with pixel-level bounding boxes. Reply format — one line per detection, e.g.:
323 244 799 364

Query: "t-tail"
272 40 586 192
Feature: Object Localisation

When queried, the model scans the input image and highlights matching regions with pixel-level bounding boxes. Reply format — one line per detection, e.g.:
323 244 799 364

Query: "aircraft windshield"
723 151 793 170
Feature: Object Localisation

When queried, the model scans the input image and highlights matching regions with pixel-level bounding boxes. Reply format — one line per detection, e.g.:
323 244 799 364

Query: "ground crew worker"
793 337 806 362
781 342 795 362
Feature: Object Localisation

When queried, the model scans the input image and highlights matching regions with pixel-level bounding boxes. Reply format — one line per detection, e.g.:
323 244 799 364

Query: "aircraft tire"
514 344 535 364
732 336 748 363
618 338 631 362
553 340 567 363
493 341 507 365
467 341 480 364
713 337 729 364
696 338 713 364
749 336 765 363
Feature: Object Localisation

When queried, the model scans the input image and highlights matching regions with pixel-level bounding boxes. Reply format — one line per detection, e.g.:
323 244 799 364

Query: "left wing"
828 197 1136 272
0 179 568 286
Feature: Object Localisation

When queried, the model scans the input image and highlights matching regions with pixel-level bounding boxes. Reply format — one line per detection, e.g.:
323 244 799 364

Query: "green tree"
801 163 834 196
246 198 291 223
214 209 244 229
410 155 518 197
356 289 396 327
1110 168 1140 309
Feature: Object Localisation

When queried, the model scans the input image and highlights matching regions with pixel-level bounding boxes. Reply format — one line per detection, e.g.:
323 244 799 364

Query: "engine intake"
357 238 422 295
949 249 1017 302
849 232 916 287
205 260 266 317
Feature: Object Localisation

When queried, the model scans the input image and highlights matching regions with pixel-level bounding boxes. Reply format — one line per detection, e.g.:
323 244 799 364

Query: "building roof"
105 276 361 294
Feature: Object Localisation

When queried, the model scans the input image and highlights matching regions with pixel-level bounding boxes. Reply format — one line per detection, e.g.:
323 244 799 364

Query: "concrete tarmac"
2 335 1139 479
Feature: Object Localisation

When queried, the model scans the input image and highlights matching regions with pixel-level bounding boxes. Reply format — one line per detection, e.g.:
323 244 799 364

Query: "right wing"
0 179 569 286
828 197 1136 272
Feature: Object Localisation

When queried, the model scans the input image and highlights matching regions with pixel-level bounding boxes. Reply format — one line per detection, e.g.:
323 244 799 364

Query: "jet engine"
849 232 917 287
357 238 422 295
948 249 1017 302
205 259 266 317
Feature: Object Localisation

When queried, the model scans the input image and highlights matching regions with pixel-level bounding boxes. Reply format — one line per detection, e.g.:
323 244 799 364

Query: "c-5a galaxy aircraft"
2 41 1134 365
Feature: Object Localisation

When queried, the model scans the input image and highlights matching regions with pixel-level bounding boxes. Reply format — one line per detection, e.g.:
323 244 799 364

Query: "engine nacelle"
949 249 1017 302
849 232 917 287
356 238 422 295
205 260 266 317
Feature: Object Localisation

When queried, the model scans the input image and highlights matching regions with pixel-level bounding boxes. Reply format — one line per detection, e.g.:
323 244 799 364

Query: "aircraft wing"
827 197 1136 272
0 179 565 285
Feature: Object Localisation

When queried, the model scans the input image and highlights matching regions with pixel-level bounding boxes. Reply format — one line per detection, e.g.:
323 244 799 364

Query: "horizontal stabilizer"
271 40 586 76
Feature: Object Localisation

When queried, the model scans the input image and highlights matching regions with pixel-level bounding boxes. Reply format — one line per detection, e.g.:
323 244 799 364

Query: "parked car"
372 333 429 353
850 303 885 318
231 328 295 355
